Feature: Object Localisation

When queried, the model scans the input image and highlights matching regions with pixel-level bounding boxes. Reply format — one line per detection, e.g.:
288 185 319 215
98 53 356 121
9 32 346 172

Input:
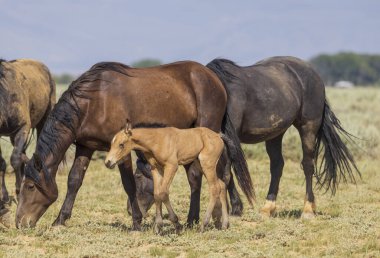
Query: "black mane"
35 62 132 163
206 58 240 85
133 123 167 129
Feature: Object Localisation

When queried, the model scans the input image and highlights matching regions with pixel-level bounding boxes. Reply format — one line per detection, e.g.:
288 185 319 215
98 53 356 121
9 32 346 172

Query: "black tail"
314 100 361 194
207 59 255 205
220 115 255 206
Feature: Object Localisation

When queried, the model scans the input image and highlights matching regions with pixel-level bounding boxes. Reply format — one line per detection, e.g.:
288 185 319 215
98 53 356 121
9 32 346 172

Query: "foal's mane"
35 62 132 164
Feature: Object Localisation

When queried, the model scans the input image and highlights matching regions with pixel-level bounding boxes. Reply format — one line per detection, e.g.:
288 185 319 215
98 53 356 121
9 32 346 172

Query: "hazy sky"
1 0 379 74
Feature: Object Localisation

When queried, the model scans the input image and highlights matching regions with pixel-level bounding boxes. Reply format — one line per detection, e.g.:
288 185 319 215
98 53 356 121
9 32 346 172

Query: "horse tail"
220 117 255 206
314 100 361 194
207 59 255 205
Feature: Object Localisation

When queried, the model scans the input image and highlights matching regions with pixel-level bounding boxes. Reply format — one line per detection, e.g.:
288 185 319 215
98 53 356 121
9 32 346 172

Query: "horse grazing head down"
16 154 58 228
105 120 134 169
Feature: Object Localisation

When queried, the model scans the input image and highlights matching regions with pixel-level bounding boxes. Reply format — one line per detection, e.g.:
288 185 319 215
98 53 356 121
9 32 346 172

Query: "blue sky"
1 0 379 74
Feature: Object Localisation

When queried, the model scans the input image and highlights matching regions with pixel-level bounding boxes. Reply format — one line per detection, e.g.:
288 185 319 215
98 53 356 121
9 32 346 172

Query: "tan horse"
105 122 228 233
0 59 55 227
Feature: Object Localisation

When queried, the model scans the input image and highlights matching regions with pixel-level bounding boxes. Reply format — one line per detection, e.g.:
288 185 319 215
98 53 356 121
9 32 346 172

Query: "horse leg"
10 125 30 200
0 145 9 203
198 158 221 232
151 167 164 234
158 164 181 233
184 162 202 227
118 155 143 231
297 122 319 219
53 145 93 226
260 133 285 217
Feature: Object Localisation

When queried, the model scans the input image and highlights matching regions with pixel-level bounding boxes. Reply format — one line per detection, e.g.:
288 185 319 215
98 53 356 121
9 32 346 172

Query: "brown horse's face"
16 156 58 228
105 129 133 169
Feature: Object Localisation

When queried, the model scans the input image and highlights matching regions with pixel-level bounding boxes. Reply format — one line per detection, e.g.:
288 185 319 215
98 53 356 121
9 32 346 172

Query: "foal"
105 122 228 233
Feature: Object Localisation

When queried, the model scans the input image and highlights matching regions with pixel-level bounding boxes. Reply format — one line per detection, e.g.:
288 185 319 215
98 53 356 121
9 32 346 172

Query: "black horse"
132 56 360 219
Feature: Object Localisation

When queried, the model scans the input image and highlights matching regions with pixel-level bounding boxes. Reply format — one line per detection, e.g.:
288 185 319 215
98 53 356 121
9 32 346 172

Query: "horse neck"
131 129 162 153
37 121 77 180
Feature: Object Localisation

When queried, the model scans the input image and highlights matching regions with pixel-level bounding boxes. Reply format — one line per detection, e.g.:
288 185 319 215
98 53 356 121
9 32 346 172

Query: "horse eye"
26 184 35 191
119 143 124 149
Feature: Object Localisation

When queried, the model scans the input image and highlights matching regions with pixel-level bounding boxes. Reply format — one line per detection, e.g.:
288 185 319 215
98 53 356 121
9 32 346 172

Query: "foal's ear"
125 119 132 136
33 153 43 171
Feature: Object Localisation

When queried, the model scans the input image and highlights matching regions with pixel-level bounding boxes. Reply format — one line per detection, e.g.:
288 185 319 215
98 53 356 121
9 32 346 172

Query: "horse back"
0 59 55 129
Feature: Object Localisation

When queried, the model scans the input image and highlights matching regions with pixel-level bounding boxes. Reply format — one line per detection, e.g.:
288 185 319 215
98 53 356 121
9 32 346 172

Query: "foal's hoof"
221 222 229 230
301 212 315 220
154 223 162 235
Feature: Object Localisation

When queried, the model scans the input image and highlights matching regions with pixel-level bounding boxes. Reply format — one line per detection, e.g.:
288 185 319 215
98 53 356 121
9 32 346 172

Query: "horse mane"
206 58 240 85
133 123 167 129
35 62 133 164
0 59 9 123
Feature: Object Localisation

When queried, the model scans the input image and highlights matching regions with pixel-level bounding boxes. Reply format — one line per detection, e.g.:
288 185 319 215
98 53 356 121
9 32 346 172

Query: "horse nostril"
105 160 111 168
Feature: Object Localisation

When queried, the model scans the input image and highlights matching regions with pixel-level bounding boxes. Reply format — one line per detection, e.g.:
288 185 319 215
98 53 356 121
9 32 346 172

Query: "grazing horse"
105 122 229 233
131 56 360 219
0 59 55 227
15 61 253 229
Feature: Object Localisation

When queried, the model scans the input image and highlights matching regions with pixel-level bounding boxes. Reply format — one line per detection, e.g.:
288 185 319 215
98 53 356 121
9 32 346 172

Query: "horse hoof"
301 212 315 220
230 205 243 216
221 222 229 230
175 223 183 234
131 223 142 231
154 223 162 235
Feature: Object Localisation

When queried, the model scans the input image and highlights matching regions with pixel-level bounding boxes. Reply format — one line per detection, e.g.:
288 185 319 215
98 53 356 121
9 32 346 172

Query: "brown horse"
0 59 55 227
105 123 228 233
15 61 253 229
129 56 360 219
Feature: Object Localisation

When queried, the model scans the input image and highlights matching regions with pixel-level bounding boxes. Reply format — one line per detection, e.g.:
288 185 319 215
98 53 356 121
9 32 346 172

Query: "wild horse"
132 56 360 219
105 123 230 233
16 61 253 229
0 59 55 227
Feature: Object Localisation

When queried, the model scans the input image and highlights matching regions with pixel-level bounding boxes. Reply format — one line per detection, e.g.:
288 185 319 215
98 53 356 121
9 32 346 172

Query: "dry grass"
0 87 379 257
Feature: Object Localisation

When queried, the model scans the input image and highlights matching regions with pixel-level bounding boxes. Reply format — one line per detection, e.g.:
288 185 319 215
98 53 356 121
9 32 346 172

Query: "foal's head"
105 121 134 169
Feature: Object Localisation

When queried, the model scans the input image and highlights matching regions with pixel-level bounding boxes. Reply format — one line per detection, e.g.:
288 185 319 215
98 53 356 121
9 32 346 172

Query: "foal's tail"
314 100 361 194
221 114 255 206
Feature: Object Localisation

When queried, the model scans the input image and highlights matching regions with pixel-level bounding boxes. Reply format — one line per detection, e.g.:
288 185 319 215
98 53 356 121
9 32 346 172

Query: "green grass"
1 87 379 257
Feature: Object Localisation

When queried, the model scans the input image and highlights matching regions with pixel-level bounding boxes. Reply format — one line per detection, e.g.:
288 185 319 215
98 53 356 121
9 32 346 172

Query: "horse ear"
125 119 132 135
33 153 43 171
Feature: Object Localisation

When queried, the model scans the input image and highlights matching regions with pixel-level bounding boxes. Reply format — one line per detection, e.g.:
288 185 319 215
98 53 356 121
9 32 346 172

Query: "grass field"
0 87 379 257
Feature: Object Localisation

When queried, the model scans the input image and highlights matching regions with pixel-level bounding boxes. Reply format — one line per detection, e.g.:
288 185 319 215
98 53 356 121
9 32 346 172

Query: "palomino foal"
105 122 228 233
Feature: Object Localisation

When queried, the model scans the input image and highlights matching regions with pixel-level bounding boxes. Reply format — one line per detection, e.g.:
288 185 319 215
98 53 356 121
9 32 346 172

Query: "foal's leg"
151 167 164 234
260 133 285 217
53 145 93 226
159 164 182 233
199 159 221 232
297 122 319 219
218 178 229 230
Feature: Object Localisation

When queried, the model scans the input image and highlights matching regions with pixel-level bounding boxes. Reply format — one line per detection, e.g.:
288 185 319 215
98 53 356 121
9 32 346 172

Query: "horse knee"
155 191 169 203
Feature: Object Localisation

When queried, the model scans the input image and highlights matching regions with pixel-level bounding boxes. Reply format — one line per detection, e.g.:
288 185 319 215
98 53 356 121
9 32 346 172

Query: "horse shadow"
274 209 325 219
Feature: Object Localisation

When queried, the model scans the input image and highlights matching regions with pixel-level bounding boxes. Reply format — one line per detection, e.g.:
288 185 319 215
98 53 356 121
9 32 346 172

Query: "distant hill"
310 52 380 86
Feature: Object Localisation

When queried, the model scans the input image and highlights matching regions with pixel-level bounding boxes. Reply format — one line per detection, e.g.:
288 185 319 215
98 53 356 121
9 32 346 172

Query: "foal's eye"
119 143 124 149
